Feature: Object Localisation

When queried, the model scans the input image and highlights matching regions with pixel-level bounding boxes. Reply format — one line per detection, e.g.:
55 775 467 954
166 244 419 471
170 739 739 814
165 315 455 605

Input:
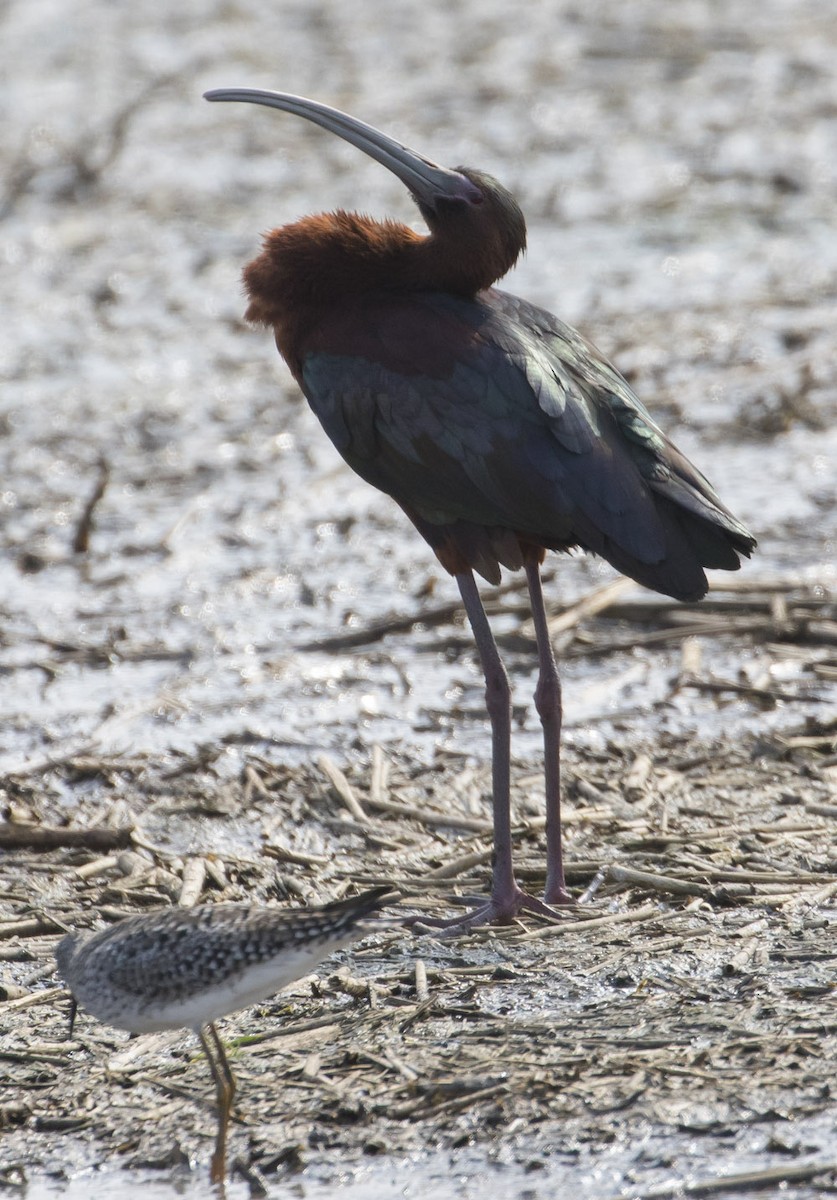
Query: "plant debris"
0 717 835 1193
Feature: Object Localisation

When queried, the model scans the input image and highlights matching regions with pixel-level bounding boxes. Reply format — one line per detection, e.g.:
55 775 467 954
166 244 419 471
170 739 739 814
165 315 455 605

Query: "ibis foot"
408 885 572 935
544 882 573 906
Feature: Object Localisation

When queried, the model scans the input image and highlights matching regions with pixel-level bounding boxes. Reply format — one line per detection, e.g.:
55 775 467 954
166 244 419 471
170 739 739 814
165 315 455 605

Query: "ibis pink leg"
413 570 566 932
524 558 572 905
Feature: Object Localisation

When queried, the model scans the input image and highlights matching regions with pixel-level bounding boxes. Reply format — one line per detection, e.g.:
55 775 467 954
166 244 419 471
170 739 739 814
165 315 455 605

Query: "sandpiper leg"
208 1022 237 1106
524 557 572 905
200 1024 236 1184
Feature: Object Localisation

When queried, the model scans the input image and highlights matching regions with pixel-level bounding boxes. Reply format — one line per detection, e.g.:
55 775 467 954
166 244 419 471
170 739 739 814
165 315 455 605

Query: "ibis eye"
462 180 484 206
452 170 486 207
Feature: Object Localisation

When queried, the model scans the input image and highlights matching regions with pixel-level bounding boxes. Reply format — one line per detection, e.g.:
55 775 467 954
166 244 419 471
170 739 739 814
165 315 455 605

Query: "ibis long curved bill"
203 88 480 212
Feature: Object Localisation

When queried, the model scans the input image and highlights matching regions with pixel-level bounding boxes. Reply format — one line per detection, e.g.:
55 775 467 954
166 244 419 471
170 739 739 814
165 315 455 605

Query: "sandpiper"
55 886 392 1183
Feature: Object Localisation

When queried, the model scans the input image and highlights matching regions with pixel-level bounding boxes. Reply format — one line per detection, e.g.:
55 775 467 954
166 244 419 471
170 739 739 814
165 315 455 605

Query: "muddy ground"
2 740 837 1199
1 0 836 1196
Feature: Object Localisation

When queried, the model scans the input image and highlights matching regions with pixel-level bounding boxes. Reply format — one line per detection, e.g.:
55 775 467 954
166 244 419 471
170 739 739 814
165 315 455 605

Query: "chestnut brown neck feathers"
244 212 421 324
243 194 525 371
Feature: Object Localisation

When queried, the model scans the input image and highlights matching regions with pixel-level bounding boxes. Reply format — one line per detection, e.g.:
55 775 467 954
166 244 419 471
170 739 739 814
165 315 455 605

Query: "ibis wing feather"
298 290 754 597
493 291 755 537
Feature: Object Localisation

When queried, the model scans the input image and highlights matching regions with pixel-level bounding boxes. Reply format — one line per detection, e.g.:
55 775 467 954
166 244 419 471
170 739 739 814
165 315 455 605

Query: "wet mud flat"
1 683 836 1198
2 0 837 1194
